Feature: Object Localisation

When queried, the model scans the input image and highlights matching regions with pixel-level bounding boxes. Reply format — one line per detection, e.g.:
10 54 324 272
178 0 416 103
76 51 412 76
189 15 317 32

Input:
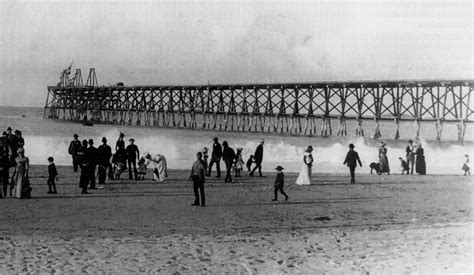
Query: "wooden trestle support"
44 80 474 142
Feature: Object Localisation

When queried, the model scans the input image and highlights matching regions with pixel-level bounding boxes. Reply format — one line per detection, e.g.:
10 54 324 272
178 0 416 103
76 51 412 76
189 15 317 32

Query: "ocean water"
0 106 473 175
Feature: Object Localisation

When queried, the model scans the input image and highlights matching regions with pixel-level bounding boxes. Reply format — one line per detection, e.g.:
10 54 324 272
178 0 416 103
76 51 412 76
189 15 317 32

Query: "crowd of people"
0 126 471 201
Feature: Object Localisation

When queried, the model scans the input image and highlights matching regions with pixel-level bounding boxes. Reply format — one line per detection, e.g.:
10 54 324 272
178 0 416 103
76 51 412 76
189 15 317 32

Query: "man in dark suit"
190 152 206 207
250 139 264 177
126 138 140 180
85 139 99 190
343 143 362 184
0 133 10 198
221 141 236 183
68 133 82 172
207 137 222 177
97 137 112 187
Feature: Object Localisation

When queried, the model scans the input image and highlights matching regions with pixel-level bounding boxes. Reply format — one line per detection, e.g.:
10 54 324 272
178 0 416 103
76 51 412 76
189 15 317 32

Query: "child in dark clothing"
399 157 410 175
246 155 254 172
47 156 58 194
272 165 288 201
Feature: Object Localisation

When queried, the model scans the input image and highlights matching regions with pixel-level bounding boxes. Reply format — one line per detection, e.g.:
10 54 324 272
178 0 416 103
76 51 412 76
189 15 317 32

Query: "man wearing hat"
189 151 206 207
98 137 112 187
343 143 362 184
126 138 140 180
207 137 222 177
273 165 289 201
68 134 82 172
85 139 99 189
250 139 264 177
405 139 415 175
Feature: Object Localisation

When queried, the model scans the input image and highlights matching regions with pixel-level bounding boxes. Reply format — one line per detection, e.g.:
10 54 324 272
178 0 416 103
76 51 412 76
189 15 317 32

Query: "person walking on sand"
378 141 390 175
415 143 426 175
12 148 31 198
222 141 236 183
272 165 288 201
47 157 58 194
235 148 244 177
462 154 470 176
98 137 112 187
68 134 82 172
406 139 415 175
296 146 314 185
343 143 362 184
190 152 206 207
207 137 222 178
126 138 140 180
250 139 264 177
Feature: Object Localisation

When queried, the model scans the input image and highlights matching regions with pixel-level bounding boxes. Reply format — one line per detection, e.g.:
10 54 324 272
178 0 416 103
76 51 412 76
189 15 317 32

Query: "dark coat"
211 142 222 161
68 140 82 156
254 144 263 164
126 144 139 160
48 163 58 178
343 150 362 167
222 146 236 164
85 146 99 167
190 160 206 183
98 144 112 166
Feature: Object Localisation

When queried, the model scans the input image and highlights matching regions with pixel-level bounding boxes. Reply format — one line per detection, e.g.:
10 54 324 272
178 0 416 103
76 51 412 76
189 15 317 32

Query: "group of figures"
0 127 30 198
68 133 168 194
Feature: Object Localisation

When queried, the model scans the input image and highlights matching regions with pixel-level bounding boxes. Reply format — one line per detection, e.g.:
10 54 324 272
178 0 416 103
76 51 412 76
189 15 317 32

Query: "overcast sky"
0 0 472 107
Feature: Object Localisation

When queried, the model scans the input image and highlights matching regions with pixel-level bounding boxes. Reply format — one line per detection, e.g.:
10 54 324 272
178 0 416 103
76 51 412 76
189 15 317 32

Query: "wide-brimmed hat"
129 138 135 142
275 165 284 170
349 143 355 148
73 133 79 138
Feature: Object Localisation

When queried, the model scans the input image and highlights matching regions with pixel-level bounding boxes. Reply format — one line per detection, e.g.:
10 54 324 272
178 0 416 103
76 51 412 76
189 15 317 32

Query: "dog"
369 162 380 174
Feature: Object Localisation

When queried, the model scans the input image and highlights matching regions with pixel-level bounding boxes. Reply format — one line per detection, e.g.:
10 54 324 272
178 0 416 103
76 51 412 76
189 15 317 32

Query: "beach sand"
0 165 472 273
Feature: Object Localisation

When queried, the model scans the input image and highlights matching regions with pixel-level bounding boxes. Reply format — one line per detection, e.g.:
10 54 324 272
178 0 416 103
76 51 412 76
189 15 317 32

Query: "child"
137 157 147 180
47 156 58 194
234 148 244 177
112 153 125 180
246 155 254 172
462 154 470 176
272 165 289 202
399 157 410 175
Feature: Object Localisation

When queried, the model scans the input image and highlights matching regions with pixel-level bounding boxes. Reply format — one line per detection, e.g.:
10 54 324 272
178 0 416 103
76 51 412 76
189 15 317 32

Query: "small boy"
272 165 289 202
112 153 125 180
47 156 58 194
399 157 410 175
137 157 147 180
246 155 254 172
463 154 470 176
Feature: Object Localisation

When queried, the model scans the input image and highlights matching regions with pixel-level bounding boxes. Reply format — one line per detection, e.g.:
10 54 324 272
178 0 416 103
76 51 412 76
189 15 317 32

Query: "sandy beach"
1 165 473 273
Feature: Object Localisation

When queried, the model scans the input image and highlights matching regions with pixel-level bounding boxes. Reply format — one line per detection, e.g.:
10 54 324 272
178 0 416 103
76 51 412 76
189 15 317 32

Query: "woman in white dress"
145 153 168 182
296 146 313 185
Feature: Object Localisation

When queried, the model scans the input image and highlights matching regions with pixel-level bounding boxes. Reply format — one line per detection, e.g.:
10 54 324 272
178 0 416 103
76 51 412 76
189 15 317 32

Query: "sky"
0 0 472 107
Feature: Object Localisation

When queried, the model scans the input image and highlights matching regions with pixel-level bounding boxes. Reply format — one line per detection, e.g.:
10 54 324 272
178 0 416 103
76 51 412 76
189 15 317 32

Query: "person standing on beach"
98 137 112 187
85 139 99 189
190 152 206 207
202 147 209 173
343 143 362 184
68 133 82 172
79 139 89 194
250 139 264 177
462 154 470 176
126 138 139 180
12 148 31 199
116 133 127 170
378 141 390 175
272 165 289 201
415 144 426 175
16 130 24 148
406 139 415 175
47 157 58 194
207 137 222 178
295 146 313 185
222 141 236 183
0 133 10 198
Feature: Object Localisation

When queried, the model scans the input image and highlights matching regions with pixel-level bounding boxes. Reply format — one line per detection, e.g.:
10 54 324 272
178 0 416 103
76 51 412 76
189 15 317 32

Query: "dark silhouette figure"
207 137 222 177
190 152 206 207
343 143 362 184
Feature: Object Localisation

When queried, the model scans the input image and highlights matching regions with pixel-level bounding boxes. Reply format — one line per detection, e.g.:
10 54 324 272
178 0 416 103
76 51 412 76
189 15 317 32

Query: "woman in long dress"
12 147 31 198
415 144 426 175
296 146 314 185
378 142 390 175
145 153 168 182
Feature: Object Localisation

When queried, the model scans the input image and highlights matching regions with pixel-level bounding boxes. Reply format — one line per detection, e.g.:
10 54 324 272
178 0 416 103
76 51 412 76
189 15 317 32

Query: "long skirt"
296 164 311 185
152 157 168 181
416 156 426 175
